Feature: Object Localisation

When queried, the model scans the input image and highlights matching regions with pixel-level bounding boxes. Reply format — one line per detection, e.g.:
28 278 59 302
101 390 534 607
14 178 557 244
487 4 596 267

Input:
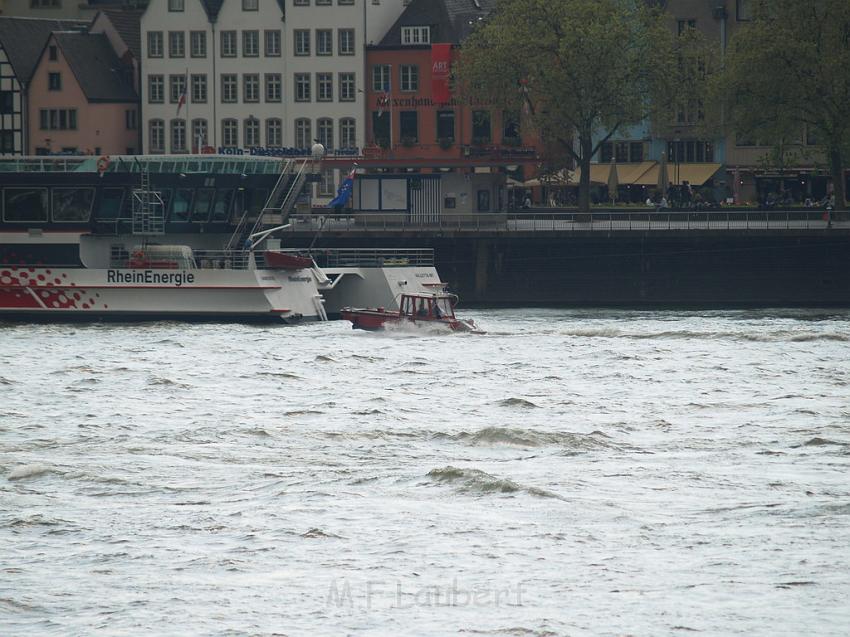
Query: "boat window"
436 297 452 317
3 188 48 222
161 161 175 174
248 189 269 216
170 188 193 221
52 187 94 222
157 189 172 218
147 161 162 174
187 161 200 173
95 188 125 220
191 188 214 222
211 189 234 222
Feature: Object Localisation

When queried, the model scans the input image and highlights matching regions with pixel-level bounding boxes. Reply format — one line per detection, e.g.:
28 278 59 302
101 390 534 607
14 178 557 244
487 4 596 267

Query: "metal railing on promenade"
286 209 838 233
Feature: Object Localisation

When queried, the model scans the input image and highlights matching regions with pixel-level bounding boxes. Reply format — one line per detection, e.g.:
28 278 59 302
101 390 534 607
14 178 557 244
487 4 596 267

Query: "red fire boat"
341 292 482 333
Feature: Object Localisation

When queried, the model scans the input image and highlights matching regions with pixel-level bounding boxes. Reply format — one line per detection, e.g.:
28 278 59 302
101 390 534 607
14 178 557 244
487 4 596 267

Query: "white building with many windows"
141 0 406 199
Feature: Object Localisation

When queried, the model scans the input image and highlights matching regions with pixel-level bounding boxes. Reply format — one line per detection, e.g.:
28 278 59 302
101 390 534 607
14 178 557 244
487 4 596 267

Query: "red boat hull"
264 251 313 270
341 308 473 332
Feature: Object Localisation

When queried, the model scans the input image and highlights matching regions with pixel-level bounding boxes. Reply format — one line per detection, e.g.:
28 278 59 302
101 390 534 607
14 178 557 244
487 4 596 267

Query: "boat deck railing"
287 209 840 233
307 247 434 268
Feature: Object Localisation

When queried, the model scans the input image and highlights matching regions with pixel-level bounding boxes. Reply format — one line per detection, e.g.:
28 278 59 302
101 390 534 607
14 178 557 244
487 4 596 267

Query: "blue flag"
328 167 356 208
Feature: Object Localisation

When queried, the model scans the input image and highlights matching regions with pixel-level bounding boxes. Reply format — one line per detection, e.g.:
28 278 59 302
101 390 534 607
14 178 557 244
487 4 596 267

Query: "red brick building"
360 0 539 175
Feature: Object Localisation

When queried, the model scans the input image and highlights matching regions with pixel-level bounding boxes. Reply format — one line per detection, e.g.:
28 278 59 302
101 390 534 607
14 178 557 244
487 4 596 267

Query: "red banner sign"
431 43 452 105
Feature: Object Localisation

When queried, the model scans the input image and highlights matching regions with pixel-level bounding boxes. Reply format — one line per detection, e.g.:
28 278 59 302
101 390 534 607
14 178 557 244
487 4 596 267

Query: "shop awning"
633 162 722 187
571 163 612 184
670 163 722 186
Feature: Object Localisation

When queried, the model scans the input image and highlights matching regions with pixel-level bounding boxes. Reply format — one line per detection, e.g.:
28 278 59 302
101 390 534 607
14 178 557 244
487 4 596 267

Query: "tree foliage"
456 0 685 210
715 0 850 207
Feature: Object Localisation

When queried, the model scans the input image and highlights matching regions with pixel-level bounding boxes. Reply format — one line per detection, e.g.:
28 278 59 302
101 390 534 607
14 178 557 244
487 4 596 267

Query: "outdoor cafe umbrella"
657 151 669 196
608 158 619 204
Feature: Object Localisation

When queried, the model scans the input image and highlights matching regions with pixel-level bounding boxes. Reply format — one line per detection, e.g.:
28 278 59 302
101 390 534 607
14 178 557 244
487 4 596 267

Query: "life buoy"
96 155 110 174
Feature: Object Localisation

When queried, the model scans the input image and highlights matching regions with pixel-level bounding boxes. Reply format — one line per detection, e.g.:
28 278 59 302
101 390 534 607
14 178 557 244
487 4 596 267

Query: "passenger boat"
0 155 445 321
341 292 482 332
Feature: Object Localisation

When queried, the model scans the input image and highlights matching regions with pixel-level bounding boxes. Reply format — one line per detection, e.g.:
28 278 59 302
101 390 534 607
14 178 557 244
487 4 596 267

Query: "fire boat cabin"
400 293 455 320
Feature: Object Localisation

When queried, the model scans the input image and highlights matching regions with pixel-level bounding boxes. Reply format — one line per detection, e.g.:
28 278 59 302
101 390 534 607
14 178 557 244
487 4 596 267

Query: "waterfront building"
0 16 86 154
139 0 407 203
28 30 138 155
0 0 121 21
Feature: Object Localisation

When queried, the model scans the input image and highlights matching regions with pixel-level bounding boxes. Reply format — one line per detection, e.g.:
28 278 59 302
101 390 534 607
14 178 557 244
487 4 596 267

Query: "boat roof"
0 155 293 175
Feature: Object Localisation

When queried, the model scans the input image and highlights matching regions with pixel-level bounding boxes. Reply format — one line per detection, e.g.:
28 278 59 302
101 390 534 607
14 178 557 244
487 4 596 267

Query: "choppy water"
2 309 850 636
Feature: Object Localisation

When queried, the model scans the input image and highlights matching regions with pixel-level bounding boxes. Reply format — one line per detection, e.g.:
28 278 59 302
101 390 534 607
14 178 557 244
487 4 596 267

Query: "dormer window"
401 26 430 45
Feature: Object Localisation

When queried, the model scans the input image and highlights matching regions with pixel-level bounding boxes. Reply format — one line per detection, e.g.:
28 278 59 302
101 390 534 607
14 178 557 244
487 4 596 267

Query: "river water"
2 309 850 636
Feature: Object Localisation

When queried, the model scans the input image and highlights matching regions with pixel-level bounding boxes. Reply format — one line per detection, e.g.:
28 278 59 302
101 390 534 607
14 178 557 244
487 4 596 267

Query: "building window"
436 110 454 142
0 131 13 153
191 118 208 148
243 30 259 57
316 29 332 55
372 64 390 91
294 0 309 5
472 110 491 143
265 73 282 102
191 74 207 103
295 73 311 101
148 31 163 57
400 111 417 142
265 30 281 56
221 74 237 102
317 73 332 102
170 74 186 103
318 169 334 196
629 142 644 163
339 117 355 149
317 117 333 149
294 29 310 55
48 45 58 61
39 108 77 130
149 119 165 152
30 0 61 8
338 0 354 4
338 29 354 55
169 31 185 57
243 0 258 10
295 118 311 148
168 0 184 11
667 140 714 163
221 31 237 57
48 72 61 91
190 31 206 57
149 75 164 103
502 110 520 141
171 119 186 153
316 0 331 5
222 119 238 147
0 91 13 114
400 65 418 92
125 109 137 130
677 19 696 35
401 26 430 45
244 74 260 102
736 0 751 21
244 117 260 147
266 118 282 146
339 73 355 101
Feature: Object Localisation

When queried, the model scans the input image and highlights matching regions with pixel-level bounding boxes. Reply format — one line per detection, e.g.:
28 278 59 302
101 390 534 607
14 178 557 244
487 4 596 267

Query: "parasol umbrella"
657 151 669 197
608 158 619 205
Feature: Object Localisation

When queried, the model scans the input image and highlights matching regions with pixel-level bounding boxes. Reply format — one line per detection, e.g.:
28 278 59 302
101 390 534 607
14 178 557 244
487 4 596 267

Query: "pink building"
28 30 138 155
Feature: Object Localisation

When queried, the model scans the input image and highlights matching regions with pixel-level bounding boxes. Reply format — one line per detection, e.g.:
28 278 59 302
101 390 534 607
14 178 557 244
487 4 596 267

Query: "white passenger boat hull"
0 265 324 321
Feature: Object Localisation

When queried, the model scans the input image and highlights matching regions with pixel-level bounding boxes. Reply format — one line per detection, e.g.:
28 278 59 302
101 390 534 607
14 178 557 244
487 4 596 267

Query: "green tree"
716 0 850 208
456 0 683 211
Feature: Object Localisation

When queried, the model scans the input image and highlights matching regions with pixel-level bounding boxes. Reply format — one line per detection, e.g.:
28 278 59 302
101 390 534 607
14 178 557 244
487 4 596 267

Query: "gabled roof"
99 8 144 60
379 0 496 47
52 32 138 102
0 17 87 85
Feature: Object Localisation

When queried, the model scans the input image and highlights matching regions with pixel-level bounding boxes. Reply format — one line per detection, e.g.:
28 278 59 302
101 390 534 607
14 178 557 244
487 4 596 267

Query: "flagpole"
185 68 190 154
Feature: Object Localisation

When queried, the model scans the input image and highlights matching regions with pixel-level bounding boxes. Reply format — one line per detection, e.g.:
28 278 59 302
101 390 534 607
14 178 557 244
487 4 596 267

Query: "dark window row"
1 187 269 224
